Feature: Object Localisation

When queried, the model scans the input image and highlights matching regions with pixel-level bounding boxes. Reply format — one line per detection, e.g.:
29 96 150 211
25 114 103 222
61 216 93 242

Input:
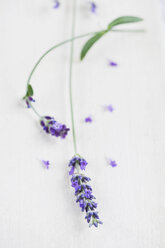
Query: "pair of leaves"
23 84 34 99
80 16 143 60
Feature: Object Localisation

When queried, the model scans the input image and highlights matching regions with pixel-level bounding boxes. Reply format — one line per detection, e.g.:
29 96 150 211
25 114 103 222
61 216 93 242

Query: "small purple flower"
40 116 70 139
90 2 97 13
84 190 92 199
69 166 75 175
80 159 88 170
42 160 50 169
85 116 92 123
106 104 114 112
53 0 60 9
68 155 102 227
71 180 79 188
109 159 117 167
25 96 35 108
109 60 118 67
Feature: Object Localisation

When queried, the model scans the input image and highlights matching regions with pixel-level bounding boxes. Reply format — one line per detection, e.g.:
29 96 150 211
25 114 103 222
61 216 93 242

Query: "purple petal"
53 0 60 9
44 116 52 120
85 116 92 123
80 159 88 170
69 166 75 175
93 222 98 227
106 105 114 112
28 96 35 102
109 60 118 67
26 100 30 108
42 160 50 169
109 160 117 167
90 2 97 13
40 120 45 127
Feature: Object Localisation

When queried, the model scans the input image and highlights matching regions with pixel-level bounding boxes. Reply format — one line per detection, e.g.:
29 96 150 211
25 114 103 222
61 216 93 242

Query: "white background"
0 0 165 247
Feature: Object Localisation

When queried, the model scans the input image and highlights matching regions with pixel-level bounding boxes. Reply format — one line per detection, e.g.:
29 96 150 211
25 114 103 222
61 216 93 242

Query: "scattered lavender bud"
106 104 114 112
40 116 70 139
25 96 35 108
109 61 118 67
85 116 93 123
90 2 97 13
53 0 60 9
42 160 50 169
68 155 103 227
109 159 117 167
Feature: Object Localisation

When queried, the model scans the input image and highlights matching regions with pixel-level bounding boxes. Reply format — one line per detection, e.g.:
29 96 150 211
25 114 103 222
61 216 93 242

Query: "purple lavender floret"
90 2 97 13
68 156 88 175
42 160 50 169
85 116 92 123
110 159 117 167
68 155 102 227
106 104 114 112
40 116 70 139
109 60 118 67
25 96 35 108
53 0 60 9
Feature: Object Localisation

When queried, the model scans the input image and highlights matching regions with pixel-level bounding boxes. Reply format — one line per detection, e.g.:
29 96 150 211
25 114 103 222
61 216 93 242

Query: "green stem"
26 31 97 90
29 102 41 118
25 28 144 118
26 33 98 118
26 29 144 90
69 0 77 154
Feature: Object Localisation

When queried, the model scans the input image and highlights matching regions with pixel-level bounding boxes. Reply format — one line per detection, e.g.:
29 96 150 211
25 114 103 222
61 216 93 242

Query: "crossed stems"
25 24 144 153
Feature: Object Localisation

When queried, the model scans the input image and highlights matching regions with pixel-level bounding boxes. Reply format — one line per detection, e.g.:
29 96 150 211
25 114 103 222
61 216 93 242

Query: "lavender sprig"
67 1 102 227
23 1 143 229
68 155 102 227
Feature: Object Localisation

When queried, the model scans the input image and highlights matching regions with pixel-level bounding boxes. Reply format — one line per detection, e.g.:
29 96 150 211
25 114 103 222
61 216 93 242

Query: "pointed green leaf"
107 16 143 30
80 16 143 61
80 31 106 60
26 84 34 97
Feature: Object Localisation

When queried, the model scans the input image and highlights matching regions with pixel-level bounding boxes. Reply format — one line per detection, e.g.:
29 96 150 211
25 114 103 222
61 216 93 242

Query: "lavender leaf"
80 16 143 61
80 31 106 60
26 84 34 97
107 16 143 30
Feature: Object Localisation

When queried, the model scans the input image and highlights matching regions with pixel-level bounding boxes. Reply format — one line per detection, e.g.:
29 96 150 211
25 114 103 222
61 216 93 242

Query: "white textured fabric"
0 0 165 247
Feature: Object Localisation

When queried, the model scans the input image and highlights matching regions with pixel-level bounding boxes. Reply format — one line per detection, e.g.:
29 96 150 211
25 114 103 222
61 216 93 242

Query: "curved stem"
25 27 144 119
29 102 41 118
26 31 97 90
26 28 143 90
69 0 77 154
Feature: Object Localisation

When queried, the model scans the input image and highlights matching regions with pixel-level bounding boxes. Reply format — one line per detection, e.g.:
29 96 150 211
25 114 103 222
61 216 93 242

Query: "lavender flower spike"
40 116 70 139
68 155 102 227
